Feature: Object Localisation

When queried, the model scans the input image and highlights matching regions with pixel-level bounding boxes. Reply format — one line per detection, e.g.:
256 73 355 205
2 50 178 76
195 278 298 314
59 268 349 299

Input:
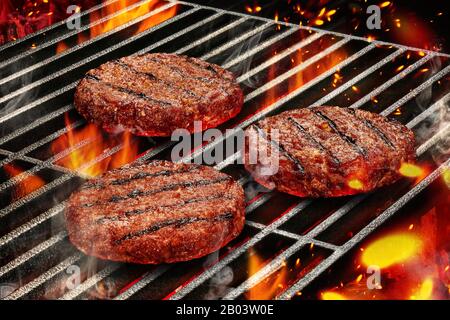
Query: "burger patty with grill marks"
65 161 245 264
243 106 416 197
74 53 244 137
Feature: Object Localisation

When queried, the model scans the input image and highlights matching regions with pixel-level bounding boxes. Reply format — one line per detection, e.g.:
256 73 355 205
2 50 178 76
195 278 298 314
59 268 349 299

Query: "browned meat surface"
74 53 244 136
65 161 245 264
243 106 416 197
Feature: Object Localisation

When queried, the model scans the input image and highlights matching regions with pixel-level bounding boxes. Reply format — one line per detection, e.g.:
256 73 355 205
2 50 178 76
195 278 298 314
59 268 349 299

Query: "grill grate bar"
222 106 449 299
235 32 323 83
279 157 450 299
200 22 273 60
169 67 449 299
174 0 450 58
244 38 351 103
310 48 406 107
348 54 437 109
1 0 448 301
0 119 85 169
4 253 84 300
380 64 450 117
113 266 171 300
167 200 313 299
246 221 340 251
0 0 173 84
187 43 376 164
0 231 67 278
59 264 121 300
0 7 197 125
0 0 120 54
0 2 180 105
407 91 450 129
221 27 299 69
174 17 248 54
0 203 65 248
0 175 73 219
0 104 73 146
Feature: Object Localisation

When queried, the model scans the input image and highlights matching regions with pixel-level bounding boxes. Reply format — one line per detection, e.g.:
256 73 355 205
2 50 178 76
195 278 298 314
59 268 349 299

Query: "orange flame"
3 163 46 200
399 162 429 184
319 204 449 300
410 277 434 300
51 114 138 178
263 38 348 110
361 232 423 268
321 291 347 300
246 250 287 300
56 0 178 53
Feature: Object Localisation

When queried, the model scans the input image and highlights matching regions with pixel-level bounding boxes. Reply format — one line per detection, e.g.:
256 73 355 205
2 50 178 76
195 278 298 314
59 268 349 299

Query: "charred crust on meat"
97 193 232 223
252 124 305 173
242 106 416 198
344 108 395 149
111 59 198 98
312 109 367 157
75 53 243 137
85 72 173 106
81 176 233 207
65 161 245 264
114 212 234 244
287 116 340 165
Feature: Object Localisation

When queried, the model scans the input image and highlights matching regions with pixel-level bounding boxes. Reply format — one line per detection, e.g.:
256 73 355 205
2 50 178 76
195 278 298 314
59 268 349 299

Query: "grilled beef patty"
74 53 244 136
65 161 245 264
243 106 416 197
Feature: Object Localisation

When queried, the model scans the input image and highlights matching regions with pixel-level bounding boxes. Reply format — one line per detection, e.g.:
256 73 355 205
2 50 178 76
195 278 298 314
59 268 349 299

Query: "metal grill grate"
0 0 449 300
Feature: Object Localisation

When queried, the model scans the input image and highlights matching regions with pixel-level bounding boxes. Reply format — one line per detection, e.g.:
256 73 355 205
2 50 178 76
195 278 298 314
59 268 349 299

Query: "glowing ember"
410 278 434 300
321 291 347 300
51 114 138 178
399 163 427 183
3 163 46 200
246 250 287 300
361 233 423 268
395 65 405 72
443 168 450 188
348 178 364 190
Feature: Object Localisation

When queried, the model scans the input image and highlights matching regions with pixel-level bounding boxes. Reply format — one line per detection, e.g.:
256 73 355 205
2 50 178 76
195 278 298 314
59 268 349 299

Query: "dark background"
1 0 450 54
189 0 450 53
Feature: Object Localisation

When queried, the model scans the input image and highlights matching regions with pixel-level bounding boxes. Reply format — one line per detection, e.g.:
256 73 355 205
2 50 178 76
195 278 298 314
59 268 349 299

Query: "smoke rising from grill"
413 56 449 165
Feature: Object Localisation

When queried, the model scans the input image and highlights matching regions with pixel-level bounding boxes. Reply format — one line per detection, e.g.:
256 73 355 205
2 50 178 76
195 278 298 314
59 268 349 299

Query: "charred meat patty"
74 53 244 137
65 161 245 264
243 106 416 197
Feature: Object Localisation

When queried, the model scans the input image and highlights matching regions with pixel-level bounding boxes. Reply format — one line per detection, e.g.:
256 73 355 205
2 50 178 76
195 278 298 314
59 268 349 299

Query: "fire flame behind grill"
318 182 450 300
56 0 178 53
51 113 138 177
3 163 46 200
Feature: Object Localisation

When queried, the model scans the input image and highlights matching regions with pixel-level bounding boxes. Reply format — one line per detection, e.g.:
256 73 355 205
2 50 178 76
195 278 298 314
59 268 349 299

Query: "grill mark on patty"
186 56 220 76
287 117 340 165
345 109 395 149
85 74 173 106
97 193 231 223
312 110 367 157
147 56 223 84
115 212 234 244
111 60 198 98
82 166 198 189
252 124 305 173
81 176 232 207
